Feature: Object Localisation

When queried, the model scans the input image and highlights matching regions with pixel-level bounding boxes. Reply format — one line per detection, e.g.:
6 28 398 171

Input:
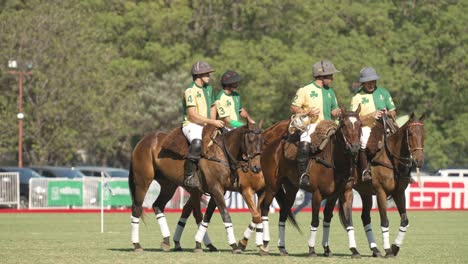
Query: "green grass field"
1 210 467 264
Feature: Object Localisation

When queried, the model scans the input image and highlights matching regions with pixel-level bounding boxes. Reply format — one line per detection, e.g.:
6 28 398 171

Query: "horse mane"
263 119 289 146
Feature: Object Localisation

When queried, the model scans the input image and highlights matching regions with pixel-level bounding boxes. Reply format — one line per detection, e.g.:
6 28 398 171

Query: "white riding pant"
182 123 204 143
300 123 318 143
360 126 371 149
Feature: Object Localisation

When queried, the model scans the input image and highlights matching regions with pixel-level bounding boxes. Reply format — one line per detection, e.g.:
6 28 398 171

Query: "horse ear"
419 113 426 121
409 112 415 121
355 104 361 114
258 119 264 129
340 106 346 115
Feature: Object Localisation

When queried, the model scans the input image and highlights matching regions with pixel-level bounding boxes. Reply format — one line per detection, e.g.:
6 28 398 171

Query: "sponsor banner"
222 177 468 210
98 181 132 207
406 177 467 209
48 181 83 206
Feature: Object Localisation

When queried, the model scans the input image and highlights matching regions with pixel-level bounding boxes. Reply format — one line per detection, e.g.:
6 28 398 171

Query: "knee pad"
188 139 202 160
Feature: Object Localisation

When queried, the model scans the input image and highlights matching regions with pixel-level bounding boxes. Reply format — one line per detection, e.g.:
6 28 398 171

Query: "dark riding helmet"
191 61 215 76
221 70 242 86
312 59 340 77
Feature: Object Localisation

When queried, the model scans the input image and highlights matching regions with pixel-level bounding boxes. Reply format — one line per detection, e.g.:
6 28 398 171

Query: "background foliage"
0 0 466 171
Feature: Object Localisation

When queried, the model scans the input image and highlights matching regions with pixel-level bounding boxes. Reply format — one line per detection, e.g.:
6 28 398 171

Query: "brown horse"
258 107 363 257
350 113 425 257
128 122 263 253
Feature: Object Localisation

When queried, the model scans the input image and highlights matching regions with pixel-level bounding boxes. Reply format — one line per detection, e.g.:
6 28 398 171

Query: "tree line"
0 0 466 171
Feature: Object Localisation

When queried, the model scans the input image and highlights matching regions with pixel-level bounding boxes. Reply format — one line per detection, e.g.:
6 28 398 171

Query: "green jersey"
182 82 215 126
215 90 242 122
351 86 396 127
291 81 339 123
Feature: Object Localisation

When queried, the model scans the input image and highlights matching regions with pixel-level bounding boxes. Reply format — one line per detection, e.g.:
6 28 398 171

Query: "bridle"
379 116 424 172
240 128 263 172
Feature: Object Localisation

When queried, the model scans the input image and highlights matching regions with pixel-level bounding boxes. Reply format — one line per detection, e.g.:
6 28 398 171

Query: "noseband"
240 128 263 172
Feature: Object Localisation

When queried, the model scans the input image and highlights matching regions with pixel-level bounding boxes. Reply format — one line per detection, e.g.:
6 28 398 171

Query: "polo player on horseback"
215 70 255 130
350 66 396 182
290 59 342 187
182 61 225 188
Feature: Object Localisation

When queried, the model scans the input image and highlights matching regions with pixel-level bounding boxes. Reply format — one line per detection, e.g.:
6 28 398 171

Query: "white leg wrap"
195 221 209 243
255 223 263 246
364 224 377 248
243 222 256 239
131 216 140 244
346 226 357 248
262 216 270 242
381 226 390 249
308 226 318 248
394 225 409 247
156 213 170 238
224 222 236 245
322 222 331 247
203 232 212 246
278 221 286 247
173 217 187 242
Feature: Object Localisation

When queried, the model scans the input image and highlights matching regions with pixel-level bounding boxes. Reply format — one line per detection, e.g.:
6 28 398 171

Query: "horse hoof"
206 244 218 252
232 248 243 254
194 248 204 254
323 246 333 257
384 248 395 258
133 243 144 252
278 247 289 256
308 247 317 257
173 247 182 252
391 244 400 256
371 247 383 258
350 247 361 259
258 246 269 256
238 239 248 251
160 242 171 252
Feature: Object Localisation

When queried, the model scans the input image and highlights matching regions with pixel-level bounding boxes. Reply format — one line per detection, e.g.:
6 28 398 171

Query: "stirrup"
299 173 310 186
362 170 372 182
184 175 200 188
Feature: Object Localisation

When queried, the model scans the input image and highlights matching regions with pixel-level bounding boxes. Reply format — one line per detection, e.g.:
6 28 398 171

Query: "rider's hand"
211 120 225 128
307 107 320 117
373 110 383 119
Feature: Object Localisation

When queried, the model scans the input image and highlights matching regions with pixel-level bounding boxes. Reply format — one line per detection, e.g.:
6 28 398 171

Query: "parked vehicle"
28 166 86 178
0 167 45 208
435 169 468 179
74 166 129 178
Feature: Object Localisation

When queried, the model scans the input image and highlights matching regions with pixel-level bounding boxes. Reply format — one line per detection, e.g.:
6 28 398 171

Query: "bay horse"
128 122 263 253
349 113 425 257
258 107 363 257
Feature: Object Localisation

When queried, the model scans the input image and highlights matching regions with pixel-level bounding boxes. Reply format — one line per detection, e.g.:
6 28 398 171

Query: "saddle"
159 124 220 159
283 120 337 161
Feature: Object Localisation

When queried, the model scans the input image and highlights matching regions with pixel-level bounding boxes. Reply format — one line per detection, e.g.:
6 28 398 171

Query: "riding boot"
184 159 200 188
184 139 202 188
359 149 372 182
297 141 311 187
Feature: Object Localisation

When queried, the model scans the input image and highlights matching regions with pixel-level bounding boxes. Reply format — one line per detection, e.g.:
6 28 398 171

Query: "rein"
375 115 423 176
202 128 262 174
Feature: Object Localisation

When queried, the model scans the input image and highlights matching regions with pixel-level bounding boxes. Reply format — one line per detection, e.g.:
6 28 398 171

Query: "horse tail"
276 188 302 234
128 160 145 222
287 209 302 235
338 201 346 230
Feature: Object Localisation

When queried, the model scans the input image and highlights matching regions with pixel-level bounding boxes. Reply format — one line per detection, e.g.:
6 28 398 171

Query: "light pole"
7 60 32 168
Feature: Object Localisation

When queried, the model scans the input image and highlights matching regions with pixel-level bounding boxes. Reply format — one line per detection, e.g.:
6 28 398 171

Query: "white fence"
22 175 468 210
0 172 20 208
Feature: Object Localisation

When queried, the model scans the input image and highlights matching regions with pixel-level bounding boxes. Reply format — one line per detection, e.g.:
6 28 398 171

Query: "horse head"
406 113 425 168
240 122 263 173
338 105 362 155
